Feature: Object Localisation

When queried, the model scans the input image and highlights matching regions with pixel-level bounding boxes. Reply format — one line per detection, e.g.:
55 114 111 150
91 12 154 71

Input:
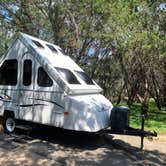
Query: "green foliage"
0 0 165 108
117 100 166 132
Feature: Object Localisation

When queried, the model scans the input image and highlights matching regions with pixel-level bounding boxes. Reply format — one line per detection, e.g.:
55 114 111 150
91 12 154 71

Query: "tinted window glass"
23 60 32 86
0 59 18 85
37 67 53 87
55 67 80 84
75 71 94 85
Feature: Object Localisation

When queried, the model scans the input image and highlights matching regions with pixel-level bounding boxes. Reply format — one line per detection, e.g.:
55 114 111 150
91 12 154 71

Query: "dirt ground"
0 122 166 166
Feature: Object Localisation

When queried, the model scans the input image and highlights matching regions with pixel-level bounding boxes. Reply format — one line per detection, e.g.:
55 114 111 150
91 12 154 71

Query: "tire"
3 114 16 134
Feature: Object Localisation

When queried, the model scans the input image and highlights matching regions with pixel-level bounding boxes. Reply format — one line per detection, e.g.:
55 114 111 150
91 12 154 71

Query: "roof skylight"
32 40 44 48
46 44 58 53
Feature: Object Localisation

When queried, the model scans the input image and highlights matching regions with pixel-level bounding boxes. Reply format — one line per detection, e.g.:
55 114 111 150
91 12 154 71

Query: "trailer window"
46 44 58 53
23 60 32 86
32 40 44 48
0 59 18 85
55 67 80 84
37 67 53 87
75 71 94 85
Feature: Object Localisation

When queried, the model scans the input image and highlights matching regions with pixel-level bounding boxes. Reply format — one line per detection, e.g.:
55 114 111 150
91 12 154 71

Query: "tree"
0 0 165 111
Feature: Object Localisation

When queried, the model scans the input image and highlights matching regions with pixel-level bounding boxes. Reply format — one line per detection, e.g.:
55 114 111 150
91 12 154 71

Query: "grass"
116 99 166 133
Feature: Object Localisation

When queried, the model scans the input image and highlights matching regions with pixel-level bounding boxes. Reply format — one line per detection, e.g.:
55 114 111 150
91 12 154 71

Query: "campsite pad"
0 126 166 166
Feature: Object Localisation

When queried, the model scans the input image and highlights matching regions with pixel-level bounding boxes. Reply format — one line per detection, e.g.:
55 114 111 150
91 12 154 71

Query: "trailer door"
18 53 35 121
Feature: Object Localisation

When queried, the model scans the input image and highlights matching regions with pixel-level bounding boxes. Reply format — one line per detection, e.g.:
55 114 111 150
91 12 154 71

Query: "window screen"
75 71 94 85
23 60 32 86
55 67 80 84
37 67 53 87
0 59 18 85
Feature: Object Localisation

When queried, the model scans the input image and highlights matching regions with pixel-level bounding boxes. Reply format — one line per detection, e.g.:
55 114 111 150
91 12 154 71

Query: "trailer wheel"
3 112 16 134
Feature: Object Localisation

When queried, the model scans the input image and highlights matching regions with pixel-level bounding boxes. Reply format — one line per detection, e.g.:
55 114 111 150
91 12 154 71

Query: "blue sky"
0 4 18 21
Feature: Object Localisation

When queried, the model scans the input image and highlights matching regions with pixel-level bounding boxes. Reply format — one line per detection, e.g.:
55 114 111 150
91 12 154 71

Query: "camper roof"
1 32 102 94
19 33 82 71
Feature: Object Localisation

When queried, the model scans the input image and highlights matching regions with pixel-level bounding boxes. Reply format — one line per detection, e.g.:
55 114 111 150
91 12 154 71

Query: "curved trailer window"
75 71 94 85
23 60 32 86
37 67 53 87
55 67 80 84
0 59 18 85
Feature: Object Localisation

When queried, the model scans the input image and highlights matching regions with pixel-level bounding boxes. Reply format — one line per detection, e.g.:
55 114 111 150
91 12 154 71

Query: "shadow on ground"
0 125 165 166
29 125 105 150
109 138 166 166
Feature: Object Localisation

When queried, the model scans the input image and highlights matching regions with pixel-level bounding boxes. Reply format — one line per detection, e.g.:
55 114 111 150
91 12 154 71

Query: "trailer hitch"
105 113 157 151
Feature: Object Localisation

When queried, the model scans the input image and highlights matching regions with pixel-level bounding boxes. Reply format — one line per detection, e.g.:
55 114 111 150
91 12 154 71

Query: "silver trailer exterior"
0 33 113 133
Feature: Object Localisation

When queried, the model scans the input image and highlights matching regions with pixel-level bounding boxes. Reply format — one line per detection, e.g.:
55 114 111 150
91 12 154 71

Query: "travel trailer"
0 33 157 150
0 33 114 133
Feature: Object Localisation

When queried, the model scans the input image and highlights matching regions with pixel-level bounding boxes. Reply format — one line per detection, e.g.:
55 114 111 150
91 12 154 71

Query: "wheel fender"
3 110 15 119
